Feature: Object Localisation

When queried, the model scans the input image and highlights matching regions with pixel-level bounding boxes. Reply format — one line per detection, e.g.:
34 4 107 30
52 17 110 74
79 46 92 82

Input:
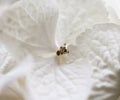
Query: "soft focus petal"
0 56 34 90
0 0 19 15
74 23 120 99
26 57 93 100
0 0 58 59
55 0 109 46
0 55 34 100
0 88 24 100
0 43 18 75
103 0 120 24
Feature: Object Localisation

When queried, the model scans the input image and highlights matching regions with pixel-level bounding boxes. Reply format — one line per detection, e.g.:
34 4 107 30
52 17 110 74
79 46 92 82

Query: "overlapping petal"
26 57 93 100
73 23 120 100
0 0 119 100
0 55 34 100
55 0 109 46
0 0 58 59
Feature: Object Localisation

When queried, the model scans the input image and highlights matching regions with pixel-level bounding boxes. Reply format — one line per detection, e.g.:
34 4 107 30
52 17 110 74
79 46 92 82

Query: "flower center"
55 43 70 65
56 43 69 56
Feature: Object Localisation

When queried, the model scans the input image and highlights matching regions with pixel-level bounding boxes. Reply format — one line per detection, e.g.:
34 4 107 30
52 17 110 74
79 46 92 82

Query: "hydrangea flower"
0 0 120 100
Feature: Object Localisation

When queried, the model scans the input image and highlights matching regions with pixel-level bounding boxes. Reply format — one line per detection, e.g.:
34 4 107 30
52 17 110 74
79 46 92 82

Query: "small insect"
56 43 69 56
56 50 60 56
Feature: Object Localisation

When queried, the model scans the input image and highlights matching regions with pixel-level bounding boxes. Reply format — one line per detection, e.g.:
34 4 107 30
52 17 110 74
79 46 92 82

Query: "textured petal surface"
0 0 120 100
74 23 120 100
0 0 58 59
26 57 93 100
55 0 109 46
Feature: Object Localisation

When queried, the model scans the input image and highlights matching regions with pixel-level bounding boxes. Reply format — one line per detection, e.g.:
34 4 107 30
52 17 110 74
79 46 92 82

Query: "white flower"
0 0 120 100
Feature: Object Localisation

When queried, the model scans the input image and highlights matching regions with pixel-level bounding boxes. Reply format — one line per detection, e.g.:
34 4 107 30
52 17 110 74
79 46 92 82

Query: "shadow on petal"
0 87 24 100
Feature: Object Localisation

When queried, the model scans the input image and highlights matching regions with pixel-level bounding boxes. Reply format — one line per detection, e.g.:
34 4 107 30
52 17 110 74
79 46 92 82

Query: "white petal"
0 0 58 58
75 23 120 99
55 0 109 46
103 0 120 24
0 0 19 15
0 55 35 99
26 58 93 100
0 43 16 74
0 56 34 91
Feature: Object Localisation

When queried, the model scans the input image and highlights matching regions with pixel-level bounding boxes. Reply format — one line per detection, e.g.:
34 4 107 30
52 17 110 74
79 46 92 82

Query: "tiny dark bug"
56 50 60 56
56 43 69 56
64 49 67 53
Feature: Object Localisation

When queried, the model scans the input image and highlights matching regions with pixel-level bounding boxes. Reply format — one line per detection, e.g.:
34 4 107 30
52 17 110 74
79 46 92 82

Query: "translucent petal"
55 0 109 46
74 23 120 100
0 0 58 59
26 58 93 100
